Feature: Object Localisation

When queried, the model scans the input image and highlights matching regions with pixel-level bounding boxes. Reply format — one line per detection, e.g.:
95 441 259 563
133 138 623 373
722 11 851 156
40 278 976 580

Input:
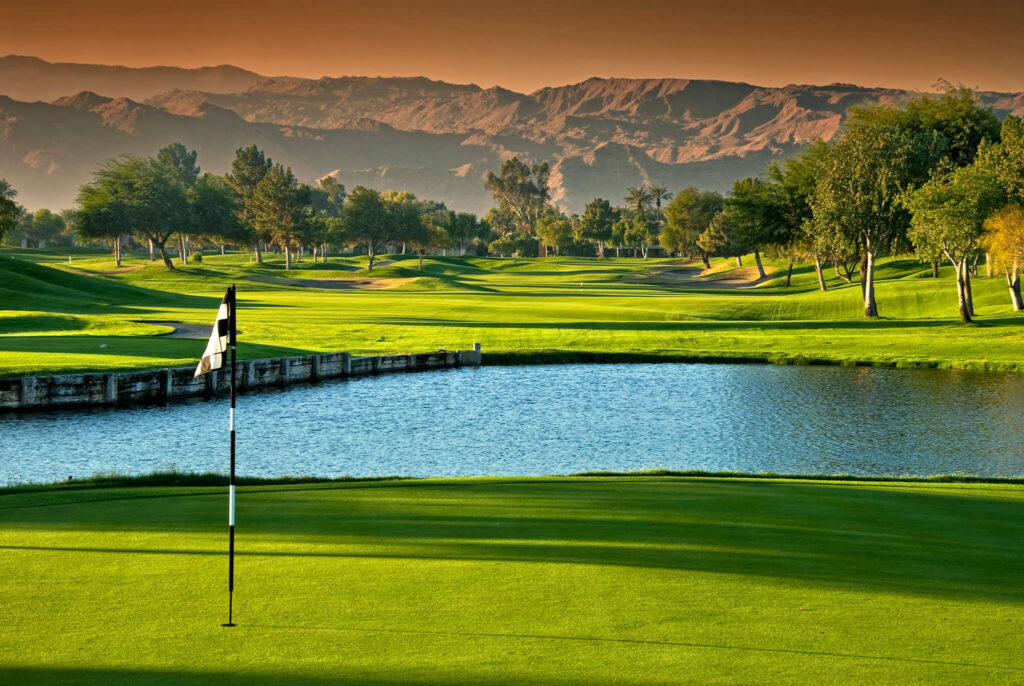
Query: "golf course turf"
4 247 1024 378
4 249 1024 683
2 476 1023 684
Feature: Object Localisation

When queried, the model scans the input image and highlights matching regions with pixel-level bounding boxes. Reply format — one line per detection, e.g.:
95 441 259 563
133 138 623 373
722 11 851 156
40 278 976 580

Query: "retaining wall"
0 346 482 412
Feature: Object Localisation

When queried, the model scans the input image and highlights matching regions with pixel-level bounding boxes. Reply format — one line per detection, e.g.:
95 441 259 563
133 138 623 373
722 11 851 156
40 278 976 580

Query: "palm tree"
624 186 652 215
648 184 673 226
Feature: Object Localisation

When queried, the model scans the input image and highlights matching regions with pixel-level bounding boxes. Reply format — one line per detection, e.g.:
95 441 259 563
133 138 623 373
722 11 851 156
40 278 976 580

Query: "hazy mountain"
0 55 262 102
2 57 1023 214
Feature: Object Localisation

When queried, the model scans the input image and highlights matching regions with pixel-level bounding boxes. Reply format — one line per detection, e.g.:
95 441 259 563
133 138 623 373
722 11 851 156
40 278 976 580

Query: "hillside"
0 55 262 102
3 57 1024 213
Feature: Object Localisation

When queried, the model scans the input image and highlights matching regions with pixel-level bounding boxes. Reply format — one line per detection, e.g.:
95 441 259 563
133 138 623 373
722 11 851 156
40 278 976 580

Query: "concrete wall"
0 346 482 412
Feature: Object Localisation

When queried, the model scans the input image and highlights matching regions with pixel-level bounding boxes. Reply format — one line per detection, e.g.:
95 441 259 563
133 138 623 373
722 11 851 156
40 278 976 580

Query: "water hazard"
3 363 1024 485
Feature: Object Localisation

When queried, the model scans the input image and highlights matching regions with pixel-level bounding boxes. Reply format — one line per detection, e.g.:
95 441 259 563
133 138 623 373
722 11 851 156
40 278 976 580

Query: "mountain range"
3 55 1023 214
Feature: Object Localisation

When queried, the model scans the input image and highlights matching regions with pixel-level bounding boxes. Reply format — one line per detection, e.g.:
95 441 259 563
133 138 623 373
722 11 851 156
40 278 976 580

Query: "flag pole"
223 283 237 628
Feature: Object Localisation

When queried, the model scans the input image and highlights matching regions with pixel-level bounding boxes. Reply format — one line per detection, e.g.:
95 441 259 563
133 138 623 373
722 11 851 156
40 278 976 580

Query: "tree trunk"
701 252 710 269
735 255 742 268
834 261 852 285
814 255 827 291
753 250 766 279
148 238 155 261
254 243 263 264
178 236 188 265
931 261 939 278
220 244 226 256
157 241 174 270
114 236 121 267
284 245 292 270
597 241 605 258
955 259 972 323
964 264 975 316
615 245 621 258
863 248 878 318
785 260 793 287
1007 263 1023 311
970 252 980 278
368 246 375 271
986 253 994 279
859 252 868 296
419 253 424 271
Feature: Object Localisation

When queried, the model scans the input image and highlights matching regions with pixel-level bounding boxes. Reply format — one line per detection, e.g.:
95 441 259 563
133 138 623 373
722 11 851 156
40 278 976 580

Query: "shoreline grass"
5 468 1024 496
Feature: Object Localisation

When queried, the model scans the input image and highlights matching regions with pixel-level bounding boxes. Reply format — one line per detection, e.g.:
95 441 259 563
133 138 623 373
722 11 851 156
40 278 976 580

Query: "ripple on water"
3 363 1024 484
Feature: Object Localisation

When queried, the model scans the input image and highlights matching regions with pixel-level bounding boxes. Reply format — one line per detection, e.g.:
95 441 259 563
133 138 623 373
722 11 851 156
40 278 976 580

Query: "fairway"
3 248 1024 378
2 477 1023 684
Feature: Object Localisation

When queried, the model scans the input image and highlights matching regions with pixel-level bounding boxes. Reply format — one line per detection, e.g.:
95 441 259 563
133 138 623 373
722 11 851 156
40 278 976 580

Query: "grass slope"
3 248 1024 377
1 477 1022 684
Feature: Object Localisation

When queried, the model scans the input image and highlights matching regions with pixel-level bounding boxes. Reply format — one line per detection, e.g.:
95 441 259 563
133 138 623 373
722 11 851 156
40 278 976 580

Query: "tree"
697 212 730 259
624 210 655 259
905 163 1005 322
624 186 653 215
227 145 273 263
658 220 687 256
810 121 947 317
648 184 673 225
664 187 724 268
535 210 574 256
484 158 550 233
725 177 783 278
406 216 450 270
488 235 514 257
191 174 247 255
74 156 187 269
576 198 615 257
250 164 309 270
609 218 629 258
28 209 67 248
983 205 1024 311
979 115 1024 203
343 186 390 271
0 180 18 243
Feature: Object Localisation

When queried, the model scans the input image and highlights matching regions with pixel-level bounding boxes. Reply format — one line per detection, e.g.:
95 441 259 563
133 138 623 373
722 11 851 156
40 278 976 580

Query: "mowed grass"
3 247 1024 376
1 477 1023 684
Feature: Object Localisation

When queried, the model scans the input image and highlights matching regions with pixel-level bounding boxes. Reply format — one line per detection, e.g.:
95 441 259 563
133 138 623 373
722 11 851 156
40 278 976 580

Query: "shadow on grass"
3 480 1024 605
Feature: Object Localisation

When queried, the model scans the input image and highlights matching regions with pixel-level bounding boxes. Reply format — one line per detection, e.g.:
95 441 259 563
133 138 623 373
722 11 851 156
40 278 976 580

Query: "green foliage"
535 209 574 255
623 209 655 258
0 179 18 243
250 164 309 269
484 157 550 232
576 198 615 255
73 156 188 268
663 187 724 260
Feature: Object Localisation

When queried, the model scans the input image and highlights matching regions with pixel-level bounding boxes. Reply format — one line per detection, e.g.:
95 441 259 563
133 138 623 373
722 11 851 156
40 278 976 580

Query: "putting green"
3 248 1024 378
2 477 1022 684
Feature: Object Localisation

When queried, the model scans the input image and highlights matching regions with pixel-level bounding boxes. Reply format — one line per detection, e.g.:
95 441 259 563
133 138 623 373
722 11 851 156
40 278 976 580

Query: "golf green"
2 477 1022 684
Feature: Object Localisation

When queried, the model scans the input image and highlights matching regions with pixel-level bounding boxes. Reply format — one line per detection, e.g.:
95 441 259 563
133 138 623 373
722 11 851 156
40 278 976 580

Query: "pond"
3 363 1024 485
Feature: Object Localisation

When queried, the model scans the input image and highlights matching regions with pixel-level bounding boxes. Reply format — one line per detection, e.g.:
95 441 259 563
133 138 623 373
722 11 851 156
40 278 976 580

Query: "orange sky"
3 0 1024 93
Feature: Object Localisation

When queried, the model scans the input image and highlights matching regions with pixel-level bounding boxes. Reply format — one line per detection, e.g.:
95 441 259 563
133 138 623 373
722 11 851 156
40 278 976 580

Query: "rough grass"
1 476 1023 684
2 248 1024 377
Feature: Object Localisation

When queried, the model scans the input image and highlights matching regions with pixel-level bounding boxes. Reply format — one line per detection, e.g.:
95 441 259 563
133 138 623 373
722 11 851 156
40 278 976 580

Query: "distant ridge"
0 55 263 102
2 56 1024 214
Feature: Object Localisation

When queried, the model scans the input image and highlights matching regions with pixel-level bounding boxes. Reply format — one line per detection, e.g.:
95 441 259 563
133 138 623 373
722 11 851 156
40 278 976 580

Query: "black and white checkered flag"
195 288 234 378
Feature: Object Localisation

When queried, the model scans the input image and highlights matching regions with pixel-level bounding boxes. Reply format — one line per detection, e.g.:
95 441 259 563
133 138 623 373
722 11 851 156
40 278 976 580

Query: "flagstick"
223 284 237 628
